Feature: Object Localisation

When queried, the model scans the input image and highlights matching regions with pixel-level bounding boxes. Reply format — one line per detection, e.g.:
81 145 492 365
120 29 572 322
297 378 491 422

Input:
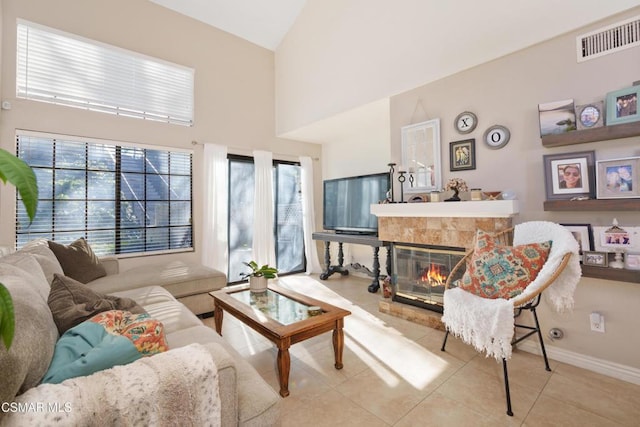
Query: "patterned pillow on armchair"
457 229 551 299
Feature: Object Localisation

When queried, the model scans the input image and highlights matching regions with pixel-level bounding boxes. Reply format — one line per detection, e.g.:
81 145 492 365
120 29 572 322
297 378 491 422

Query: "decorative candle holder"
398 170 407 203
387 163 396 202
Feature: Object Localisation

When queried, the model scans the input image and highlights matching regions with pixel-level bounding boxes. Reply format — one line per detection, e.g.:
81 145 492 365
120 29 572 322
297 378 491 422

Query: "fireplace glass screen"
392 244 466 312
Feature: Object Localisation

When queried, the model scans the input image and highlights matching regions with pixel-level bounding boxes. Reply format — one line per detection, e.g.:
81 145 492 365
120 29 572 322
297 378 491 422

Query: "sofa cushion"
43 310 168 384
457 230 552 299
18 239 64 284
0 264 58 406
48 238 106 283
89 261 226 298
48 273 146 335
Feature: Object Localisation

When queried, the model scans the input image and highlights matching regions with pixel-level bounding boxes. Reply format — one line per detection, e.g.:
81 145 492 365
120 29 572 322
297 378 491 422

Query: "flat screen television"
323 172 390 235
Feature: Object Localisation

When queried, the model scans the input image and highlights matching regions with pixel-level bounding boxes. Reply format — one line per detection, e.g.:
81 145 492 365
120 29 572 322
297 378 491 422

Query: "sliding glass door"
227 156 305 282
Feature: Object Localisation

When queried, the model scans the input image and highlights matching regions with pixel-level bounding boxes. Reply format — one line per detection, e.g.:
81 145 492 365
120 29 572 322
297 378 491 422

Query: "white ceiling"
149 0 308 50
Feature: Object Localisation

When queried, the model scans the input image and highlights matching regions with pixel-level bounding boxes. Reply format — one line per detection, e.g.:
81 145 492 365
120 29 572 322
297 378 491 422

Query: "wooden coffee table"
210 282 351 397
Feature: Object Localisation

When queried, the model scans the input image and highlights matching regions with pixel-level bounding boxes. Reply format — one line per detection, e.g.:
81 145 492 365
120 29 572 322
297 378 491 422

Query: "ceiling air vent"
577 15 640 62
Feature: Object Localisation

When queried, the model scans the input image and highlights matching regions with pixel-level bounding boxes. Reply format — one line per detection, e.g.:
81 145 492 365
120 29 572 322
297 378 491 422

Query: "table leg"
277 340 292 397
320 241 349 280
213 306 224 335
333 318 345 370
367 246 381 293
320 241 331 280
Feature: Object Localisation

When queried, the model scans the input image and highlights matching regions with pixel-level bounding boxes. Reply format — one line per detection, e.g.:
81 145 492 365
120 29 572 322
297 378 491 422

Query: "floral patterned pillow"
456 230 552 299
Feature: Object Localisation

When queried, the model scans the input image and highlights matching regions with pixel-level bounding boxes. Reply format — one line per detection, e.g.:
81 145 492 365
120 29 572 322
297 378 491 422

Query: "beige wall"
388 9 640 369
0 0 322 270
276 0 640 136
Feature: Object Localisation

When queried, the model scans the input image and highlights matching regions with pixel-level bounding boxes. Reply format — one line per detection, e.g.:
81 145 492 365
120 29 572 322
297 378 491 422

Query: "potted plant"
0 148 38 350
240 261 278 292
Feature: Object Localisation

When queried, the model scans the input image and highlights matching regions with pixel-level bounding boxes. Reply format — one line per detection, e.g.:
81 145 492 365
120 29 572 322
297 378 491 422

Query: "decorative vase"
249 276 268 293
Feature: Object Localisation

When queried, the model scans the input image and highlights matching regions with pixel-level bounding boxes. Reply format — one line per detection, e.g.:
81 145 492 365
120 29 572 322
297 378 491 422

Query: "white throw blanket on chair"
442 221 581 360
4 343 221 426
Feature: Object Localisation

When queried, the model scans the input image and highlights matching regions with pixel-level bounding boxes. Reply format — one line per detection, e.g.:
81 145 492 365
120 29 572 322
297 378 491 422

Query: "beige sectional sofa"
0 240 281 426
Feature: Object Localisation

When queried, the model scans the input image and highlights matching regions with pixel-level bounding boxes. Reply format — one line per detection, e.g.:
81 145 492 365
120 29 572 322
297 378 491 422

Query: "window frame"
15 130 194 257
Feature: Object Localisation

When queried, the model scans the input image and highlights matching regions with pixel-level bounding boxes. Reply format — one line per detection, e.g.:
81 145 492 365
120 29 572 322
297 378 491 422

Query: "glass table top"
231 288 321 325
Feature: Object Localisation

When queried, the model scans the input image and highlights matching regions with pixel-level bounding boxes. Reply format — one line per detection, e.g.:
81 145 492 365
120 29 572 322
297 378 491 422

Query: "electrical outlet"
590 312 605 333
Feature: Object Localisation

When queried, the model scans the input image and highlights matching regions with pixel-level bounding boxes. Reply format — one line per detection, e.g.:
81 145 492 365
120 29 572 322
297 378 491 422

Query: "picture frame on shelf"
596 156 640 199
538 99 576 136
605 86 640 126
543 150 595 200
583 251 608 267
625 252 640 270
561 223 593 261
575 101 604 130
449 139 476 171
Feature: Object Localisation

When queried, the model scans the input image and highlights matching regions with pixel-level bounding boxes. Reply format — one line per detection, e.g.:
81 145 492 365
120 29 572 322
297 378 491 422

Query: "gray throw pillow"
48 238 107 283
47 273 147 335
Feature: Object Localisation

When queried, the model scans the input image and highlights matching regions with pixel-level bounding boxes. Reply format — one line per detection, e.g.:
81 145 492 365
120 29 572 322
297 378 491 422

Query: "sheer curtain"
201 143 228 275
252 150 276 267
300 156 323 274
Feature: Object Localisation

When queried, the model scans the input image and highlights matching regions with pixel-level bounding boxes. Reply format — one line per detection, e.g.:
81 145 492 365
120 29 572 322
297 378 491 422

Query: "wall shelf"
543 199 640 211
541 121 640 147
581 265 640 284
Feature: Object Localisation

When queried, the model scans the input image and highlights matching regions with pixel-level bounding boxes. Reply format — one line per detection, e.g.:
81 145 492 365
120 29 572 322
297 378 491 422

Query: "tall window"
16 132 193 256
227 156 305 282
16 20 194 126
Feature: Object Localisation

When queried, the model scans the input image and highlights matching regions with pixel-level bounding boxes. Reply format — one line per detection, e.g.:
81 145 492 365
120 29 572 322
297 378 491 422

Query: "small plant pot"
249 276 268 293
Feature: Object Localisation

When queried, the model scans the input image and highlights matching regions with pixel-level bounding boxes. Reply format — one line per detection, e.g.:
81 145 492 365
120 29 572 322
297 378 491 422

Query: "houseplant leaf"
0 148 38 223
0 284 15 349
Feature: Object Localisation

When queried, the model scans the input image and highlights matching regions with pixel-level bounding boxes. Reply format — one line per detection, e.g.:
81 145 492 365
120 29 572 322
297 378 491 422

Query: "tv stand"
312 232 390 293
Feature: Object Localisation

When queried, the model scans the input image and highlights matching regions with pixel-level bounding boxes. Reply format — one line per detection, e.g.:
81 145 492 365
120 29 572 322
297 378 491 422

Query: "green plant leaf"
0 283 15 349
0 148 38 222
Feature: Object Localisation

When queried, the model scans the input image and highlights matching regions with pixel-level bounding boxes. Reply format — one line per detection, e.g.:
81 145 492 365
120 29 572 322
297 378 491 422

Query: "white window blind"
16 20 194 126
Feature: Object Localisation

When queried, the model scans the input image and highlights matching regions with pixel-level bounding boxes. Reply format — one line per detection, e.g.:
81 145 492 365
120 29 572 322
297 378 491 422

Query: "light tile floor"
203 274 640 426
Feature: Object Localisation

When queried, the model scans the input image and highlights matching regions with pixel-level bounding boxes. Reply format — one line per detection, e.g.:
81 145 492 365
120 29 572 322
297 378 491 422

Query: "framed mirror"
401 118 441 192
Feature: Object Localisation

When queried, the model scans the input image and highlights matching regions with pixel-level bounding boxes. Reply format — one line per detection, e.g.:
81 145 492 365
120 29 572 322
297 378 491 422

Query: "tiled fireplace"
371 201 519 325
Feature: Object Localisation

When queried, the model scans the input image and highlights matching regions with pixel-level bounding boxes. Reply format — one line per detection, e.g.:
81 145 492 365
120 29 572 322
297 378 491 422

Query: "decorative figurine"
445 178 468 202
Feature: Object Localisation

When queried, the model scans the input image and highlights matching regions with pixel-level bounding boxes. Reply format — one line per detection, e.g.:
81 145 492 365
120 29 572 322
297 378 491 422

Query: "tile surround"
377 216 512 249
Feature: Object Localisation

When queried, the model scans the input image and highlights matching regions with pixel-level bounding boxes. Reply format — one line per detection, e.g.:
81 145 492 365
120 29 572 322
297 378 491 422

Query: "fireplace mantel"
371 200 519 250
371 200 519 218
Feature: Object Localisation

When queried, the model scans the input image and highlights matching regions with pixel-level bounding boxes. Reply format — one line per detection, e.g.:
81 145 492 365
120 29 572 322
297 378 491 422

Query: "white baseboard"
518 341 640 386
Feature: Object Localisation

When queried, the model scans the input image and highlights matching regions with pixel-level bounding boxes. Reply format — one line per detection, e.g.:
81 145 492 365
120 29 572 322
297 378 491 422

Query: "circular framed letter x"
483 125 510 149
454 111 477 134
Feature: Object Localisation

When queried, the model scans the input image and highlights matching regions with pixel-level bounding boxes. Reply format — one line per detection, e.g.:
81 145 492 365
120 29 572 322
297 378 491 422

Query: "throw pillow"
42 310 168 384
457 229 552 299
47 273 146 335
19 239 64 284
0 253 50 301
48 237 106 283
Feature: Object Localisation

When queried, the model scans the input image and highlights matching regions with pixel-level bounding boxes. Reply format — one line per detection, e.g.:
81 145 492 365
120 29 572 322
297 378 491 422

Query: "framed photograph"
600 229 632 248
543 150 595 200
583 251 608 267
605 86 640 125
575 101 604 130
625 252 640 270
538 99 576 136
596 156 640 199
449 139 476 171
561 224 593 260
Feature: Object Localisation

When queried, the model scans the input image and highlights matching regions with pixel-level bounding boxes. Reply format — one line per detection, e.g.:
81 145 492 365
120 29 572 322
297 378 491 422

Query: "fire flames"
420 264 447 287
